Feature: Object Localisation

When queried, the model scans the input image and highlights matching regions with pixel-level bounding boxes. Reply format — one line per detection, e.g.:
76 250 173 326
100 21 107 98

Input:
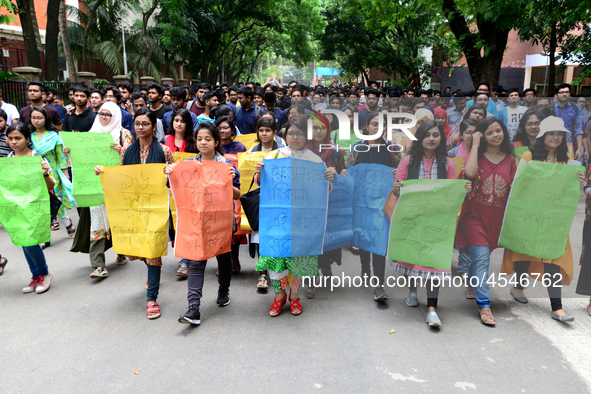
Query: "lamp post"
121 2 128 75
540 51 561 96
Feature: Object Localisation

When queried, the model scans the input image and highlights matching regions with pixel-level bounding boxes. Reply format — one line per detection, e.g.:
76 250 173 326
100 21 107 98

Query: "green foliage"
0 71 29 82
0 0 17 25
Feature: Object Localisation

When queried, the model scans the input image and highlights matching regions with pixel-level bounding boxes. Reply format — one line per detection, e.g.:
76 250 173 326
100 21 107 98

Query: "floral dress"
255 147 324 292
32 131 75 218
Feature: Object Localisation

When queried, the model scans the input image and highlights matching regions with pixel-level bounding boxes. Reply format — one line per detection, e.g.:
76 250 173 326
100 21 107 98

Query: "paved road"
1 197 590 393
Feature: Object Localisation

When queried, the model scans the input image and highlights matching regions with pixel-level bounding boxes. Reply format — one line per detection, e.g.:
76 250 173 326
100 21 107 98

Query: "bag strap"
274 149 280 159
247 176 256 193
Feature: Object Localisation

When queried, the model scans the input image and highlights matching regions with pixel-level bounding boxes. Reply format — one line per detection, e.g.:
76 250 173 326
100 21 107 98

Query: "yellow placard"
237 151 271 230
173 152 197 163
235 134 258 151
101 164 169 258
451 156 465 179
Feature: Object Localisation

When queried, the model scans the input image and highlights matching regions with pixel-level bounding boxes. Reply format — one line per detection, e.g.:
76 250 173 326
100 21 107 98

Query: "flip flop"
0 257 7 276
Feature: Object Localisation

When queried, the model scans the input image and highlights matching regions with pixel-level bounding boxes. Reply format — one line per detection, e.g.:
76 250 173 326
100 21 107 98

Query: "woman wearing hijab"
434 108 452 140
70 102 133 278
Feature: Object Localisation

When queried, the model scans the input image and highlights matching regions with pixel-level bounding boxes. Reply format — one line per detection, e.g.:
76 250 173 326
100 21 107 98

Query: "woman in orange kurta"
501 116 585 323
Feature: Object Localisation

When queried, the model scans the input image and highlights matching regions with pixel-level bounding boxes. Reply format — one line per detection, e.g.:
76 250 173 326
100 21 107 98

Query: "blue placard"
323 174 354 252
348 163 393 256
259 157 329 257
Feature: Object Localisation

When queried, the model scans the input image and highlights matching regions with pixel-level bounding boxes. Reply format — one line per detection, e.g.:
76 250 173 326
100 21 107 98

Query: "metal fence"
1 81 84 110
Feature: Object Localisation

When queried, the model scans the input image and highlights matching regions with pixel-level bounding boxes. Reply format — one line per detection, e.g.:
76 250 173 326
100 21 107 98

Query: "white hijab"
89 101 123 144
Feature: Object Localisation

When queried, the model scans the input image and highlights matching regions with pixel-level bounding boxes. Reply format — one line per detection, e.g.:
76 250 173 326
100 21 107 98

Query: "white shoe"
90 267 108 279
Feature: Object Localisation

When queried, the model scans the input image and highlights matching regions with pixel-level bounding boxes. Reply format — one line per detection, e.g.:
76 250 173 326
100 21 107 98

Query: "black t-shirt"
63 107 97 132
19 105 63 127
150 104 172 120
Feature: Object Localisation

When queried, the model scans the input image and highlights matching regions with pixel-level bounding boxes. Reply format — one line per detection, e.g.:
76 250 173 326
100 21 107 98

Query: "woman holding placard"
456 117 517 326
502 116 584 323
5 122 55 293
95 108 174 319
392 120 471 327
30 106 76 242
254 118 335 316
70 102 133 278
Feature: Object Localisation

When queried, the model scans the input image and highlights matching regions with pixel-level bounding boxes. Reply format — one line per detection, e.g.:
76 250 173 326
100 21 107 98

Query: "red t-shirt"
455 153 516 251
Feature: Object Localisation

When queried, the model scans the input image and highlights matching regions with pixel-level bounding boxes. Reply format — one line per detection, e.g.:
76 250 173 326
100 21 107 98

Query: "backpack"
236 105 262 123
186 100 196 112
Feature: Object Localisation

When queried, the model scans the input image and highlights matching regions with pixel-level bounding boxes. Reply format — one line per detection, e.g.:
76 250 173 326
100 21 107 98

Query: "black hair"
264 91 277 103
260 110 277 121
213 89 226 103
72 85 91 98
197 82 212 91
512 109 543 145
255 117 278 144
291 85 304 95
48 87 58 96
6 122 34 149
104 85 122 103
364 88 380 97
170 87 187 100
238 86 254 100
254 87 265 98
195 121 224 155
556 83 571 92
168 108 198 153
535 105 555 118
477 81 490 90
349 91 360 97
277 87 287 94
523 88 536 96
284 118 308 144
228 85 239 94
531 130 569 163
463 103 487 121
407 120 448 167
117 82 133 93
364 111 383 136
459 118 478 136
184 84 196 96
91 88 104 98
133 107 157 129
0 108 7 122
492 85 504 93
202 91 216 106
132 92 148 104
507 87 520 96
245 81 255 87
28 81 45 90
433 90 441 96
475 117 514 157
147 83 164 97
211 104 233 119
215 116 237 141
29 106 58 132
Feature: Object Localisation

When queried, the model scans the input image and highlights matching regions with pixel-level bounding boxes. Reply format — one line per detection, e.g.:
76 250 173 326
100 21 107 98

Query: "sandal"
0 257 7 276
66 219 76 237
305 287 316 299
147 302 161 319
289 296 302 315
478 307 496 326
257 275 268 289
51 220 60 231
232 259 241 274
40 242 51 250
270 294 287 317
176 265 188 278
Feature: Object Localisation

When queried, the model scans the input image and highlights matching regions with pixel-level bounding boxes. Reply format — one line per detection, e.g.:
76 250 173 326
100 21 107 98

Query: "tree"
59 0 77 82
438 0 527 88
518 0 591 95
562 25 591 83
45 0 61 81
0 0 17 25
16 0 41 69
80 0 107 71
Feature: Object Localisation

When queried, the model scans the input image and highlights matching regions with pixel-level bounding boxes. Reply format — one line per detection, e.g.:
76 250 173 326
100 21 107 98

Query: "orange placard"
170 160 233 260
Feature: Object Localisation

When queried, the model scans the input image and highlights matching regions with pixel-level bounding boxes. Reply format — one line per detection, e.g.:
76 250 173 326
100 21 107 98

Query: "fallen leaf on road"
389 329 396 334
134 368 140 375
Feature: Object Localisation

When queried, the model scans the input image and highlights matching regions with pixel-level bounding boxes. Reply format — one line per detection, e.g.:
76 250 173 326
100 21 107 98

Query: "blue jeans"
457 245 471 275
22 245 48 279
146 264 161 302
468 245 491 309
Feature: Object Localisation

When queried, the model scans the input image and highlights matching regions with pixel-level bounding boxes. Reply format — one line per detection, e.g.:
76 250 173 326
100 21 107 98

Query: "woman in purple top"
217 116 246 154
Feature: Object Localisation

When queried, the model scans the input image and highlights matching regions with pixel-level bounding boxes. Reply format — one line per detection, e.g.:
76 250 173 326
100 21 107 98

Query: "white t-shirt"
506 106 527 139
1 101 19 124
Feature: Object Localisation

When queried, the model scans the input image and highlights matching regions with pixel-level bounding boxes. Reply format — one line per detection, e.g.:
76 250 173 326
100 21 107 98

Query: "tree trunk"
16 0 42 69
81 0 106 71
547 23 558 96
59 0 77 82
29 1 43 52
45 0 61 81
141 0 159 76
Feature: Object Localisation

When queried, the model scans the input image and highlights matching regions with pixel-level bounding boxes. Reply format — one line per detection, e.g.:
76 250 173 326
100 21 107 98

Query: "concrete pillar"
12 67 42 82
191 79 200 86
112 75 131 85
140 76 156 85
161 78 174 87
178 79 188 85
523 67 532 90
77 71 96 88
565 66 575 84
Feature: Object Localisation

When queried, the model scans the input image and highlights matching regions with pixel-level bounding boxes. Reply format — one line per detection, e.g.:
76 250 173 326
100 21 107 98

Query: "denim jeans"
457 245 471 275
146 264 161 302
468 245 491 309
23 245 49 279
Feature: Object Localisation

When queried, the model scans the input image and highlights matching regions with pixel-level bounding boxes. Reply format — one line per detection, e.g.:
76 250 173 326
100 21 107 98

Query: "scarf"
164 134 186 153
307 134 334 164
195 151 227 163
32 131 62 156
122 138 165 165
89 102 123 144
434 108 452 139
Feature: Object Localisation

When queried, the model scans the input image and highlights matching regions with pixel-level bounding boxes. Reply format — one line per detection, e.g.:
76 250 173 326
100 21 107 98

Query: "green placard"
387 179 467 269
60 132 121 207
0 156 51 246
499 160 582 259
514 146 529 160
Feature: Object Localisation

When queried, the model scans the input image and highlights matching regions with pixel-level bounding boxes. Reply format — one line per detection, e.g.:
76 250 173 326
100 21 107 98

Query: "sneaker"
35 273 53 294
90 267 108 279
116 255 128 266
178 309 201 325
22 278 38 293
374 286 388 302
217 288 230 307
